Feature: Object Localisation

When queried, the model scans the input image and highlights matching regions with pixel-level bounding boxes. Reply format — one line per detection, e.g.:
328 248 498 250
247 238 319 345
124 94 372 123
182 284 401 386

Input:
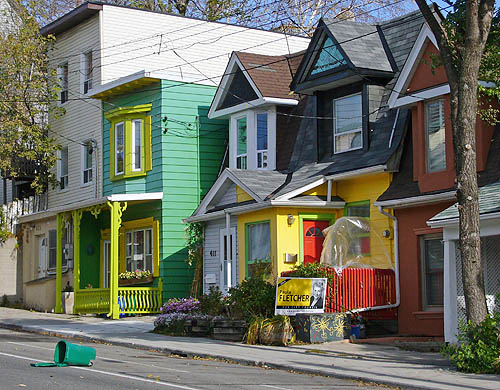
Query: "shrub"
288 263 336 285
226 278 275 320
442 312 500 374
199 286 224 316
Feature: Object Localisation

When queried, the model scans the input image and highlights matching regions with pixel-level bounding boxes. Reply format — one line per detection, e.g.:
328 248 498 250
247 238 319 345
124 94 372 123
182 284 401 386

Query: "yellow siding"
236 186 254 203
237 208 277 282
301 183 329 196
237 172 395 283
336 173 394 267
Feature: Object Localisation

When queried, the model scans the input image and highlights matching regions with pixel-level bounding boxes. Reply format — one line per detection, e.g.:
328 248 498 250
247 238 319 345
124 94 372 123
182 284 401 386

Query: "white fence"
1 193 48 233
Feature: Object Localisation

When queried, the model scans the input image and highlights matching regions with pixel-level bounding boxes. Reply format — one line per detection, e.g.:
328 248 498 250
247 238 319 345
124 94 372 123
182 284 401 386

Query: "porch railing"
73 281 163 316
74 288 110 314
281 267 397 319
118 285 163 315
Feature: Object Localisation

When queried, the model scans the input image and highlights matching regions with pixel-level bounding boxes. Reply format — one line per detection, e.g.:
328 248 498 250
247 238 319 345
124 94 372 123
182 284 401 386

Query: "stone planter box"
119 275 153 286
212 319 247 342
295 313 351 343
62 292 74 315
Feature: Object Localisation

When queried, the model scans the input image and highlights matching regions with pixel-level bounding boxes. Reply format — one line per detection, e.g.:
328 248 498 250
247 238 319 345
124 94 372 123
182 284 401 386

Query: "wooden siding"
217 183 237 207
160 80 228 298
100 5 309 86
47 14 103 209
203 216 238 294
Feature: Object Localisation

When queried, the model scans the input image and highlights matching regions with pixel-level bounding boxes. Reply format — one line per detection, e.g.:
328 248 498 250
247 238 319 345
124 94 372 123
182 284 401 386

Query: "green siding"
100 78 227 300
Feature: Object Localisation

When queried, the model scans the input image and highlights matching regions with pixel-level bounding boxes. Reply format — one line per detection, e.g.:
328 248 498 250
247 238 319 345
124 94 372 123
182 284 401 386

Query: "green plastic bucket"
54 340 96 366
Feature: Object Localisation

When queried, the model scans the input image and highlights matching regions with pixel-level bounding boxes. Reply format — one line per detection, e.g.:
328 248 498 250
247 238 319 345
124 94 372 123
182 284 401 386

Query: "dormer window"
425 99 446 173
333 93 362 154
231 110 276 170
236 117 247 169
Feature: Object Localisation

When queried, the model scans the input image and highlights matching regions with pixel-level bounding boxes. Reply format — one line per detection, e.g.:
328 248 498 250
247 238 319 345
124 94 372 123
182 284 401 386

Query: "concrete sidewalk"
0 308 498 390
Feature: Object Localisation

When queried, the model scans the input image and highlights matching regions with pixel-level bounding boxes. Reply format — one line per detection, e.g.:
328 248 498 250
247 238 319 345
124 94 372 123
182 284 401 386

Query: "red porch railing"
281 267 396 319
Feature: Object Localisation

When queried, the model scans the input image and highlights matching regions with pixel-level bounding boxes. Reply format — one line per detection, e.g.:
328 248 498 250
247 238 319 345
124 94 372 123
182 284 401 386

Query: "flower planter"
295 313 351 343
119 275 153 286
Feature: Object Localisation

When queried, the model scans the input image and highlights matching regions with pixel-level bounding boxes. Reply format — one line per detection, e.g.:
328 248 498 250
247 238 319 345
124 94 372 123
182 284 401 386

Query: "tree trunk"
414 0 494 325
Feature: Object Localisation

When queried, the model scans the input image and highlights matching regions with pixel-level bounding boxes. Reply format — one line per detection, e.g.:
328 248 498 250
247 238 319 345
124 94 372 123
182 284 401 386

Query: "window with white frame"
82 51 93 94
333 93 363 154
115 122 125 175
256 113 268 169
58 62 69 104
420 234 444 309
246 221 271 278
47 223 71 273
236 117 247 169
126 228 153 272
425 99 446 173
59 146 69 190
82 141 93 184
132 119 143 171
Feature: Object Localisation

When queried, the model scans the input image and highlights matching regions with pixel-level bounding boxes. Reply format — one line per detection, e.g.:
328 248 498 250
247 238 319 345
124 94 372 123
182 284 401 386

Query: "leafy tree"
414 0 499 325
0 2 62 194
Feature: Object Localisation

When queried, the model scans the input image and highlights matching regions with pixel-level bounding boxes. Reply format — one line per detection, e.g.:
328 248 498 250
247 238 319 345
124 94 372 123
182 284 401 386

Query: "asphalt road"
0 329 387 390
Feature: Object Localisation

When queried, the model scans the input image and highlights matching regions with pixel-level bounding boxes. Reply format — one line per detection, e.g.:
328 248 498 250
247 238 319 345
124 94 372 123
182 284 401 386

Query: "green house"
52 72 226 319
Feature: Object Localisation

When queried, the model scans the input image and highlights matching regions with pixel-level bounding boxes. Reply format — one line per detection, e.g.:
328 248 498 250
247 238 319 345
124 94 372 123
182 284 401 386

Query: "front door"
38 236 47 278
103 240 111 288
303 220 330 264
219 228 236 293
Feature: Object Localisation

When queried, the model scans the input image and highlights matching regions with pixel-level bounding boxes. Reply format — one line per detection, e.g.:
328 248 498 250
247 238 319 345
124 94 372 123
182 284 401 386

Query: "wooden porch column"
108 201 127 319
55 213 64 313
72 209 83 292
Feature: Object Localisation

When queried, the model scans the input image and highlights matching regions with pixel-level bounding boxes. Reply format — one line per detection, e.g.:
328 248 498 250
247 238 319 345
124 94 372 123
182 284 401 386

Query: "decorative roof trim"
388 23 438 108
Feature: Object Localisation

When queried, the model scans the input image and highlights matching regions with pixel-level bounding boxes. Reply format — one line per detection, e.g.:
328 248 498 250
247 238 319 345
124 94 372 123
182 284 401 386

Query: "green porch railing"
118 283 163 315
73 288 110 314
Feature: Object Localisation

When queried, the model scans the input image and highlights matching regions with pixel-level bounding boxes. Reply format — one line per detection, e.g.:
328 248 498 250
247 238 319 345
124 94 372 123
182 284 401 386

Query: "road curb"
0 322 438 390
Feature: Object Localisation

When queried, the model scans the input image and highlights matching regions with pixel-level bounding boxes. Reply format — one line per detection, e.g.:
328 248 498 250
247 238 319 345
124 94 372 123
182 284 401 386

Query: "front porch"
53 193 164 319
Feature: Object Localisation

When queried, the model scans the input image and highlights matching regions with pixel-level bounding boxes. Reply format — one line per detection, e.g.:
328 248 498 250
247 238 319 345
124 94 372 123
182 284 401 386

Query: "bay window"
231 110 275 170
58 146 69 190
82 51 93 94
333 93 363 154
106 104 152 180
256 113 268 169
236 117 247 169
82 141 93 184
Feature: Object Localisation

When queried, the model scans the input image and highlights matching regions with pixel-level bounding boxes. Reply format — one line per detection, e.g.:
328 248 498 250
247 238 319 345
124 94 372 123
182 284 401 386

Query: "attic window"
311 37 347 75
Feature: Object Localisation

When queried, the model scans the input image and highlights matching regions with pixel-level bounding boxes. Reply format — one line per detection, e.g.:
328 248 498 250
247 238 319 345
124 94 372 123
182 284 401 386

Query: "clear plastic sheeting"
320 217 393 271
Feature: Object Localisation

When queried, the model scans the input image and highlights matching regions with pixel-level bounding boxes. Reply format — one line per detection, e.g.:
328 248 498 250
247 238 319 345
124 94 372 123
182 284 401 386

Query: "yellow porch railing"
118 284 163 315
73 279 163 316
74 288 111 314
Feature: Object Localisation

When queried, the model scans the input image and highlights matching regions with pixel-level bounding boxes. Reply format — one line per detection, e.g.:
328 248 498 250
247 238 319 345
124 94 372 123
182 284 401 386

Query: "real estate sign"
275 277 327 315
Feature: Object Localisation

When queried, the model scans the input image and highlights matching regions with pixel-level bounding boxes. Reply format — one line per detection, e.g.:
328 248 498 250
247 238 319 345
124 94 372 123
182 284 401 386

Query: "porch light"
287 214 295 226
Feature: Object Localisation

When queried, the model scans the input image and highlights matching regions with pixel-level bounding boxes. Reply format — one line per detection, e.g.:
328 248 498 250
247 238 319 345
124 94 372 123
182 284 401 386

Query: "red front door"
303 220 330 264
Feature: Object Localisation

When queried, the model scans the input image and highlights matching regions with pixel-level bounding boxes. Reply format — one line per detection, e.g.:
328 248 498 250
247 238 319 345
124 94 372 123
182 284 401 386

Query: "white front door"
219 228 236 293
38 236 47 278
103 240 111 288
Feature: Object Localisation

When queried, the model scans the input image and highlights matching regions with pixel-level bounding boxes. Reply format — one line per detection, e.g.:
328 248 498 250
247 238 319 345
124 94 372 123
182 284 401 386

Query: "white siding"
100 6 310 86
47 15 103 209
203 216 238 294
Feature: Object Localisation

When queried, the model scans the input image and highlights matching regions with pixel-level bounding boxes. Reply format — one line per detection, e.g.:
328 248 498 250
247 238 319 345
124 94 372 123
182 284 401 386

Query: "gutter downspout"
225 211 232 290
327 179 332 203
350 206 400 314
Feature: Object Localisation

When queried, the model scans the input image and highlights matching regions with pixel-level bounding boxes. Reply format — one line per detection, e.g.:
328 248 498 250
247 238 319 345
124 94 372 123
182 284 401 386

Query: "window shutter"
145 116 152 171
153 220 160 277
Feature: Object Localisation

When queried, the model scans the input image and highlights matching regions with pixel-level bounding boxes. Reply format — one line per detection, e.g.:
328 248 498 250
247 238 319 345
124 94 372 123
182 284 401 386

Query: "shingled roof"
235 51 301 100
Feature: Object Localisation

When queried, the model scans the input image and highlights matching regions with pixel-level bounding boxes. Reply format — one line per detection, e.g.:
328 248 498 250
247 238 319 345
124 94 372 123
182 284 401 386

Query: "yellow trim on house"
109 104 153 181
236 185 254 203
